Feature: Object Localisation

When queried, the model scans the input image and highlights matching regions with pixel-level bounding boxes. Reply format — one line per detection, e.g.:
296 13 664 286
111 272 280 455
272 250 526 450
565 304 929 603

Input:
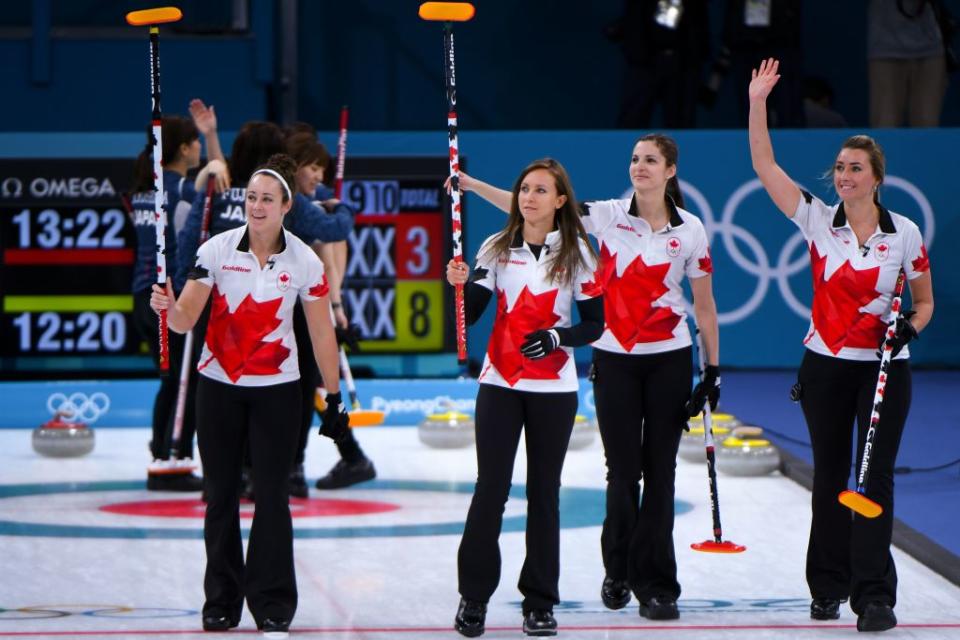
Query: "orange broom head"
418 2 476 22
348 409 386 428
838 490 883 518
126 7 183 26
691 540 746 553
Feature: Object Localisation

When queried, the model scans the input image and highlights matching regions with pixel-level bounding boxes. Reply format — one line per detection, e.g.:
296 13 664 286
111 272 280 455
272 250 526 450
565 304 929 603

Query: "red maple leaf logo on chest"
809 243 886 354
488 286 567 386
201 286 291 382
596 244 681 350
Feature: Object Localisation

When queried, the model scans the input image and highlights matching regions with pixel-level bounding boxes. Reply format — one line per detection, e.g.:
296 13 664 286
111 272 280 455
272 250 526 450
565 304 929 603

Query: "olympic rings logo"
46 392 111 424
624 176 935 324
0 604 195 620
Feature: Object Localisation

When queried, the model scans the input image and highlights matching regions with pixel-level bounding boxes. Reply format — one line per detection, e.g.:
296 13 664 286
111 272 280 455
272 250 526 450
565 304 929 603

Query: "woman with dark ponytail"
453 133 719 623
150 153 348 636
175 122 355 501
129 101 223 491
749 58 934 632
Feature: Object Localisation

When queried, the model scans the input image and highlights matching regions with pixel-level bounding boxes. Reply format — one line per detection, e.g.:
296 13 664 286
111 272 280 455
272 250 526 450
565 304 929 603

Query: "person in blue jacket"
285 131 371 496
129 101 223 491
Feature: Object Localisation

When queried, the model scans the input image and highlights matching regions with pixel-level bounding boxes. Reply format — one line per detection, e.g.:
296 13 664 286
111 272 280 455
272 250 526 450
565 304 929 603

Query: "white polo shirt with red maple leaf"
472 230 601 393
793 192 930 362
580 196 712 356
188 225 329 386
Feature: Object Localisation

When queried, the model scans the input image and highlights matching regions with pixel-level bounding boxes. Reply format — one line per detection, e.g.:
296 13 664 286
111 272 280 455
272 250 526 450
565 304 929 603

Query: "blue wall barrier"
0 378 596 429
1 128 956 369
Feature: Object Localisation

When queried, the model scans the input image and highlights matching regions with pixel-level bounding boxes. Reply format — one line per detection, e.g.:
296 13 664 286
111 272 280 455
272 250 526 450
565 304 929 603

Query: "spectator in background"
284 130 374 495
704 0 804 127
868 0 949 127
129 102 223 492
803 76 849 128
607 0 710 129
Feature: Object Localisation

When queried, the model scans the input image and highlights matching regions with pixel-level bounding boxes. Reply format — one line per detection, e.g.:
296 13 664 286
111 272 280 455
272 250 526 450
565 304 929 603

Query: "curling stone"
418 411 475 449
32 414 95 458
567 414 598 450
716 430 780 476
678 425 731 463
686 411 741 432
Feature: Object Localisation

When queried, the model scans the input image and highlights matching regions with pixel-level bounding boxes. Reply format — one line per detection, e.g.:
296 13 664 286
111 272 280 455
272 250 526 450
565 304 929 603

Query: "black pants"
458 384 578 613
133 289 196 460
592 347 692 601
798 350 911 614
291 301 365 466
196 375 301 625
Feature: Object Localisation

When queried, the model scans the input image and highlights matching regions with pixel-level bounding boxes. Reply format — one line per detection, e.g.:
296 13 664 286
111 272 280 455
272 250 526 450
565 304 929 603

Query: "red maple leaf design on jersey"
308 274 329 298
201 286 291 382
488 286 567 386
579 264 604 298
809 243 887 354
698 247 714 274
911 245 930 273
596 244 681 350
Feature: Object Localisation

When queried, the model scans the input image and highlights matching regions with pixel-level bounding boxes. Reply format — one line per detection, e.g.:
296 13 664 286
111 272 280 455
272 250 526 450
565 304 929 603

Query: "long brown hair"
131 115 199 192
837 134 886 205
636 133 685 208
480 158 597 286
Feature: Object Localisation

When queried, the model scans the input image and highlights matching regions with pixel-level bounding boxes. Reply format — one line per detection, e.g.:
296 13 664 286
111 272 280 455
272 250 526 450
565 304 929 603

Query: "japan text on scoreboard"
339 157 457 354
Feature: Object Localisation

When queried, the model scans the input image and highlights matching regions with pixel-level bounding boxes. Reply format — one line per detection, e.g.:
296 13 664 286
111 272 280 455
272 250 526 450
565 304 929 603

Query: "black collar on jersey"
627 194 684 228
509 226 560 252
236 225 288 254
831 201 897 234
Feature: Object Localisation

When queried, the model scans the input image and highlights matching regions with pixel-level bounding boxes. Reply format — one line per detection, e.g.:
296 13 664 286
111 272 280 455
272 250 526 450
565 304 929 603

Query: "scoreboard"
0 156 456 378
338 157 457 353
0 159 140 378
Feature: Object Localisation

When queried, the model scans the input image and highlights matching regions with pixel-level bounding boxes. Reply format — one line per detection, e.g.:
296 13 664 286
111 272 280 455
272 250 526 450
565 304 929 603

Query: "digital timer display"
0 158 139 376
0 156 458 377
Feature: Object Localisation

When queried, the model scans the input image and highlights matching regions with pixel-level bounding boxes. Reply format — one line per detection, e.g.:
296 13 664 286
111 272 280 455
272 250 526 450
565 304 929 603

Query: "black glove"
335 324 362 352
520 329 560 360
686 365 720 418
877 310 918 358
318 391 350 442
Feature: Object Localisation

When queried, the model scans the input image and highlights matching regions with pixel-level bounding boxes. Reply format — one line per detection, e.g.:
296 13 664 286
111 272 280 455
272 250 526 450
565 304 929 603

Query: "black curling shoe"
857 602 897 632
601 575 631 610
315 458 376 489
810 597 843 620
201 614 238 631
454 598 487 637
638 595 679 620
522 610 557 636
259 617 290 638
